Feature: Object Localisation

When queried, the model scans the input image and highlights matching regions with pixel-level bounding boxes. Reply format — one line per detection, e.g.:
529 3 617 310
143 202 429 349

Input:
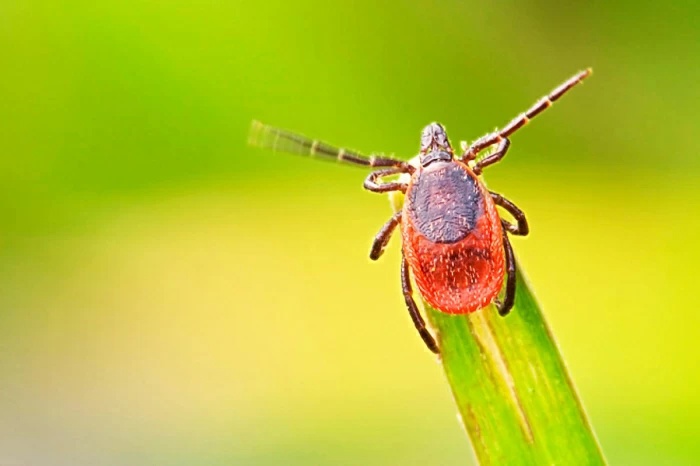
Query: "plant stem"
390 190 606 465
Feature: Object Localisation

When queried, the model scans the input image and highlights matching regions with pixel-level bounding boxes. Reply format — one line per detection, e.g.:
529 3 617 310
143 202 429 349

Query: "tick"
249 69 591 353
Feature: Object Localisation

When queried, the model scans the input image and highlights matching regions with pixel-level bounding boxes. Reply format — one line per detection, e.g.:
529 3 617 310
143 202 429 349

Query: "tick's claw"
495 299 512 317
420 329 440 354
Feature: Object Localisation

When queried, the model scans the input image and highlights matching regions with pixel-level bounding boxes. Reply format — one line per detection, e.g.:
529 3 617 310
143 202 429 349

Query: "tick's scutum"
407 162 483 244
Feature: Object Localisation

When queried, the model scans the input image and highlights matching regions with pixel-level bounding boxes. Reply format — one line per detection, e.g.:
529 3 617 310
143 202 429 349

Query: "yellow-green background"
1 1 698 465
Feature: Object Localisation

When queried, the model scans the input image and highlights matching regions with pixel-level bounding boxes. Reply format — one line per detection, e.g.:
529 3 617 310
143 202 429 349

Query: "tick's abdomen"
402 162 505 314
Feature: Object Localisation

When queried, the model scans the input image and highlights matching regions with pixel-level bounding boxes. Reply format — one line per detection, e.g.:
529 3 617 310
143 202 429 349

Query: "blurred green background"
1 1 699 465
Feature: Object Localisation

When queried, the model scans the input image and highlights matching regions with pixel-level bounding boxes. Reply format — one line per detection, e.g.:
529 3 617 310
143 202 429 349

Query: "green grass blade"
390 190 607 466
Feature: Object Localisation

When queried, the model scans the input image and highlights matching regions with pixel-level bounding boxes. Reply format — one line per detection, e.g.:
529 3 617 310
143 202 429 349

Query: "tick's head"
420 122 453 167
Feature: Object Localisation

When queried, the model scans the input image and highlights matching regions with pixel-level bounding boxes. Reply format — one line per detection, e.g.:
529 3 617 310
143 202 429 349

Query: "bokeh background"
1 1 699 465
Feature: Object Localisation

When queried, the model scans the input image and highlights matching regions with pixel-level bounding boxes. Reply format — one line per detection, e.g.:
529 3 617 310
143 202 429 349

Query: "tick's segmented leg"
472 138 511 174
497 233 517 317
249 120 411 169
364 168 409 193
401 255 439 354
491 191 529 236
370 211 402 260
462 69 592 161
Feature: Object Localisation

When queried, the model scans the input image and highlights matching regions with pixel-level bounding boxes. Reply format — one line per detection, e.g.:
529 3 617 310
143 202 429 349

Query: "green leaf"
390 189 607 466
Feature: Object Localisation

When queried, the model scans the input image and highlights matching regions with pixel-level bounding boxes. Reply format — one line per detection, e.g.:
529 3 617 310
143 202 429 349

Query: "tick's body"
402 161 504 314
249 69 591 354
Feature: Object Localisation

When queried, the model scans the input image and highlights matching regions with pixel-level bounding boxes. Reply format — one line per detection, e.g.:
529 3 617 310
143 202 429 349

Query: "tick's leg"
461 69 591 163
249 120 413 170
473 138 511 175
364 167 409 193
497 233 517 317
491 191 529 236
370 211 402 260
401 255 439 354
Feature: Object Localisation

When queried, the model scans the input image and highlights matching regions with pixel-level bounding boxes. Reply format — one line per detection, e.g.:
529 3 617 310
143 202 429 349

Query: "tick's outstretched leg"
249 120 413 170
363 167 409 193
370 211 401 260
491 191 529 236
497 233 517 316
461 69 592 164
401 255 439 354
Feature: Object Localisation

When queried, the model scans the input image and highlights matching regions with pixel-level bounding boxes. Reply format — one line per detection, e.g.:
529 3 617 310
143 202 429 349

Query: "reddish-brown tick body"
402 160 504 314
250 69 592 352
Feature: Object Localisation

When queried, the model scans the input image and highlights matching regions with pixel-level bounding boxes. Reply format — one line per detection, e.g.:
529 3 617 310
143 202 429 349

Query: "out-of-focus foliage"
0 1 698 465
